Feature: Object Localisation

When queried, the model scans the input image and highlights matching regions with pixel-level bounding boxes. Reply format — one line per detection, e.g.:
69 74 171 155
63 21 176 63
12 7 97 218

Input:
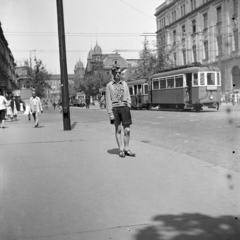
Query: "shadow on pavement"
107 148 119 155
71 122 77 129
134 213 240 240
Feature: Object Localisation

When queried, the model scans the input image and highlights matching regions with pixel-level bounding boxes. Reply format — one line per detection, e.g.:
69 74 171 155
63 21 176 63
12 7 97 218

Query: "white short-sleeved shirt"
0 96 7 110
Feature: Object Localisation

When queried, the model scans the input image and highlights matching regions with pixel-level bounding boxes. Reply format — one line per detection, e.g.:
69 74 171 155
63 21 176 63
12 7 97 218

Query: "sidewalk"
1 114 240 240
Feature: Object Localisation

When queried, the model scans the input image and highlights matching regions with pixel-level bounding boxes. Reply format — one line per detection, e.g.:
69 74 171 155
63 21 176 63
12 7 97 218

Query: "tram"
149 65 221 111
127 79 150 110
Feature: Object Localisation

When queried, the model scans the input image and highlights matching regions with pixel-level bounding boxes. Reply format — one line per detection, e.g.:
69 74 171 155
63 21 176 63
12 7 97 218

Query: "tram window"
217 73 220 85
167 77 174 88
207 73 215 85
129 86 133 96
144 84 148 94
160 79 166 89
193 73 198 85
175 76 183 87
153 80 159 89
138 85 142 94
200 73 205 85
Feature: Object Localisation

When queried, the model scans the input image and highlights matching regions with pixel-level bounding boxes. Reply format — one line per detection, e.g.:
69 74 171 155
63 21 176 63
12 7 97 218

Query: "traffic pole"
56 0 71 130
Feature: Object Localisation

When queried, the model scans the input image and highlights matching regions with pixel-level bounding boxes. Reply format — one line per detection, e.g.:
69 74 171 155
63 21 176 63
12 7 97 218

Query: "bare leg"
0 120 4 128
123 125 130 151
115 123 124 151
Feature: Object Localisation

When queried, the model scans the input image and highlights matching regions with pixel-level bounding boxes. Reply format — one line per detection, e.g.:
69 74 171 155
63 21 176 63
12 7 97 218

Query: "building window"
173 30 176 45
172 11 176 22
193 45 197 62
217 6 222 23
203 13 208 29
182 49 187 65
173 53 177 64
233 0 238 15
192 20 196 33
204 41 209 60
191 0 196 11
182 25 185 37
217 36 223 56
233 29 239 52
183 5 185 15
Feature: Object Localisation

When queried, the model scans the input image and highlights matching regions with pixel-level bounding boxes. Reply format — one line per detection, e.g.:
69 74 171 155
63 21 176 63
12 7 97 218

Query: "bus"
149 65 221 111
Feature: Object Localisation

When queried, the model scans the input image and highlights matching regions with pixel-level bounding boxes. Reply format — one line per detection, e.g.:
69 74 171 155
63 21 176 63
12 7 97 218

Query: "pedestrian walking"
106 65 135 158
225 91 229 104
29 91 43 128
234 92 238 105
100 94 106 109
85 95 90 109
237 92 240 105
6 97 12 120
58 99 62 113
10 95 19 121
0 90 7 128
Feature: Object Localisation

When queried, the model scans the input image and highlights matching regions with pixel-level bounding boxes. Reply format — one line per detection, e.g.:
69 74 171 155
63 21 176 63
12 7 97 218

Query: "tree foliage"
27 59 51 98
79 62 111 96
132 37 178 80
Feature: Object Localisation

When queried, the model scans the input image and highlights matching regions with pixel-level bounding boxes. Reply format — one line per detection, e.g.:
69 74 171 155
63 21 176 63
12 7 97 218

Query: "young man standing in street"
0 90 7 128
29 91 43 128
106 66 135 158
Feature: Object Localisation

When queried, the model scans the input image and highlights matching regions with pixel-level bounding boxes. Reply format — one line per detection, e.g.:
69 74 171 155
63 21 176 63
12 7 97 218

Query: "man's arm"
105 84 113 118
124 82 131 108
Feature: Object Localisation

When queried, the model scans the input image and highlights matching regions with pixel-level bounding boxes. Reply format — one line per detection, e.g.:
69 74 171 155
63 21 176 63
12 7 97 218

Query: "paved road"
0 104 239 240
68 104 240 172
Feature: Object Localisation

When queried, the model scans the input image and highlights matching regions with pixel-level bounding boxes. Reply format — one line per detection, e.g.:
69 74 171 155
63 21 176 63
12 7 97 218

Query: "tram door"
186 73 192 104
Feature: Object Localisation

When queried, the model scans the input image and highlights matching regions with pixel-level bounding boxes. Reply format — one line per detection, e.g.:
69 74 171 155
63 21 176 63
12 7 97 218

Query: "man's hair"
0 90 2 95
111 65 121 75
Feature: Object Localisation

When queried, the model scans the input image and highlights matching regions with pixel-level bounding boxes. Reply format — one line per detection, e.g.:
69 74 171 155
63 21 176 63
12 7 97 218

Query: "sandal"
124 150 136 157
119 150 125 158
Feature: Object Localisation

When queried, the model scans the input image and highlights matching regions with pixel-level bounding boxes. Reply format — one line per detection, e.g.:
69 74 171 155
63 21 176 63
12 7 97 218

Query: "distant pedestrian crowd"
0 90 26 128
221 90 240 105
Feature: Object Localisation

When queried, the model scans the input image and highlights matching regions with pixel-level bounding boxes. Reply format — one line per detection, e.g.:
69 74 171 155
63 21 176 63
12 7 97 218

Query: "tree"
27 58 51 98
80 62 111 96
133 37 178 80
135 37 158 79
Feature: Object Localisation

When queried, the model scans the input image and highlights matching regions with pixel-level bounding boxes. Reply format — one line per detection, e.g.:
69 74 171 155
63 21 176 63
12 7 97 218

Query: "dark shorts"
0 109 6 121
112 106 132 126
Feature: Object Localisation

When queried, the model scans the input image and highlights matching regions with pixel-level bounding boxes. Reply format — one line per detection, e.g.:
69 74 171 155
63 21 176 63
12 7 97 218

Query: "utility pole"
56 0 71 130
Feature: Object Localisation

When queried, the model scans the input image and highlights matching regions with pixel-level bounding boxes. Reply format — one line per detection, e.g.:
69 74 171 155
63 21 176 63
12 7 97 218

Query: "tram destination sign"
207 86 217 91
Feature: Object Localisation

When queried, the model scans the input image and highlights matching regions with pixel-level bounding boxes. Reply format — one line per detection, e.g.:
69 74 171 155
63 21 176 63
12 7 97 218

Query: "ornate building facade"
0 22 17 96
155 0 240 92
86 42 128 75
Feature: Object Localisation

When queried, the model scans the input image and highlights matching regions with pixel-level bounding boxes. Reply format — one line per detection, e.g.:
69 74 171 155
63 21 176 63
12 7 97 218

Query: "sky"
0 0 164 74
